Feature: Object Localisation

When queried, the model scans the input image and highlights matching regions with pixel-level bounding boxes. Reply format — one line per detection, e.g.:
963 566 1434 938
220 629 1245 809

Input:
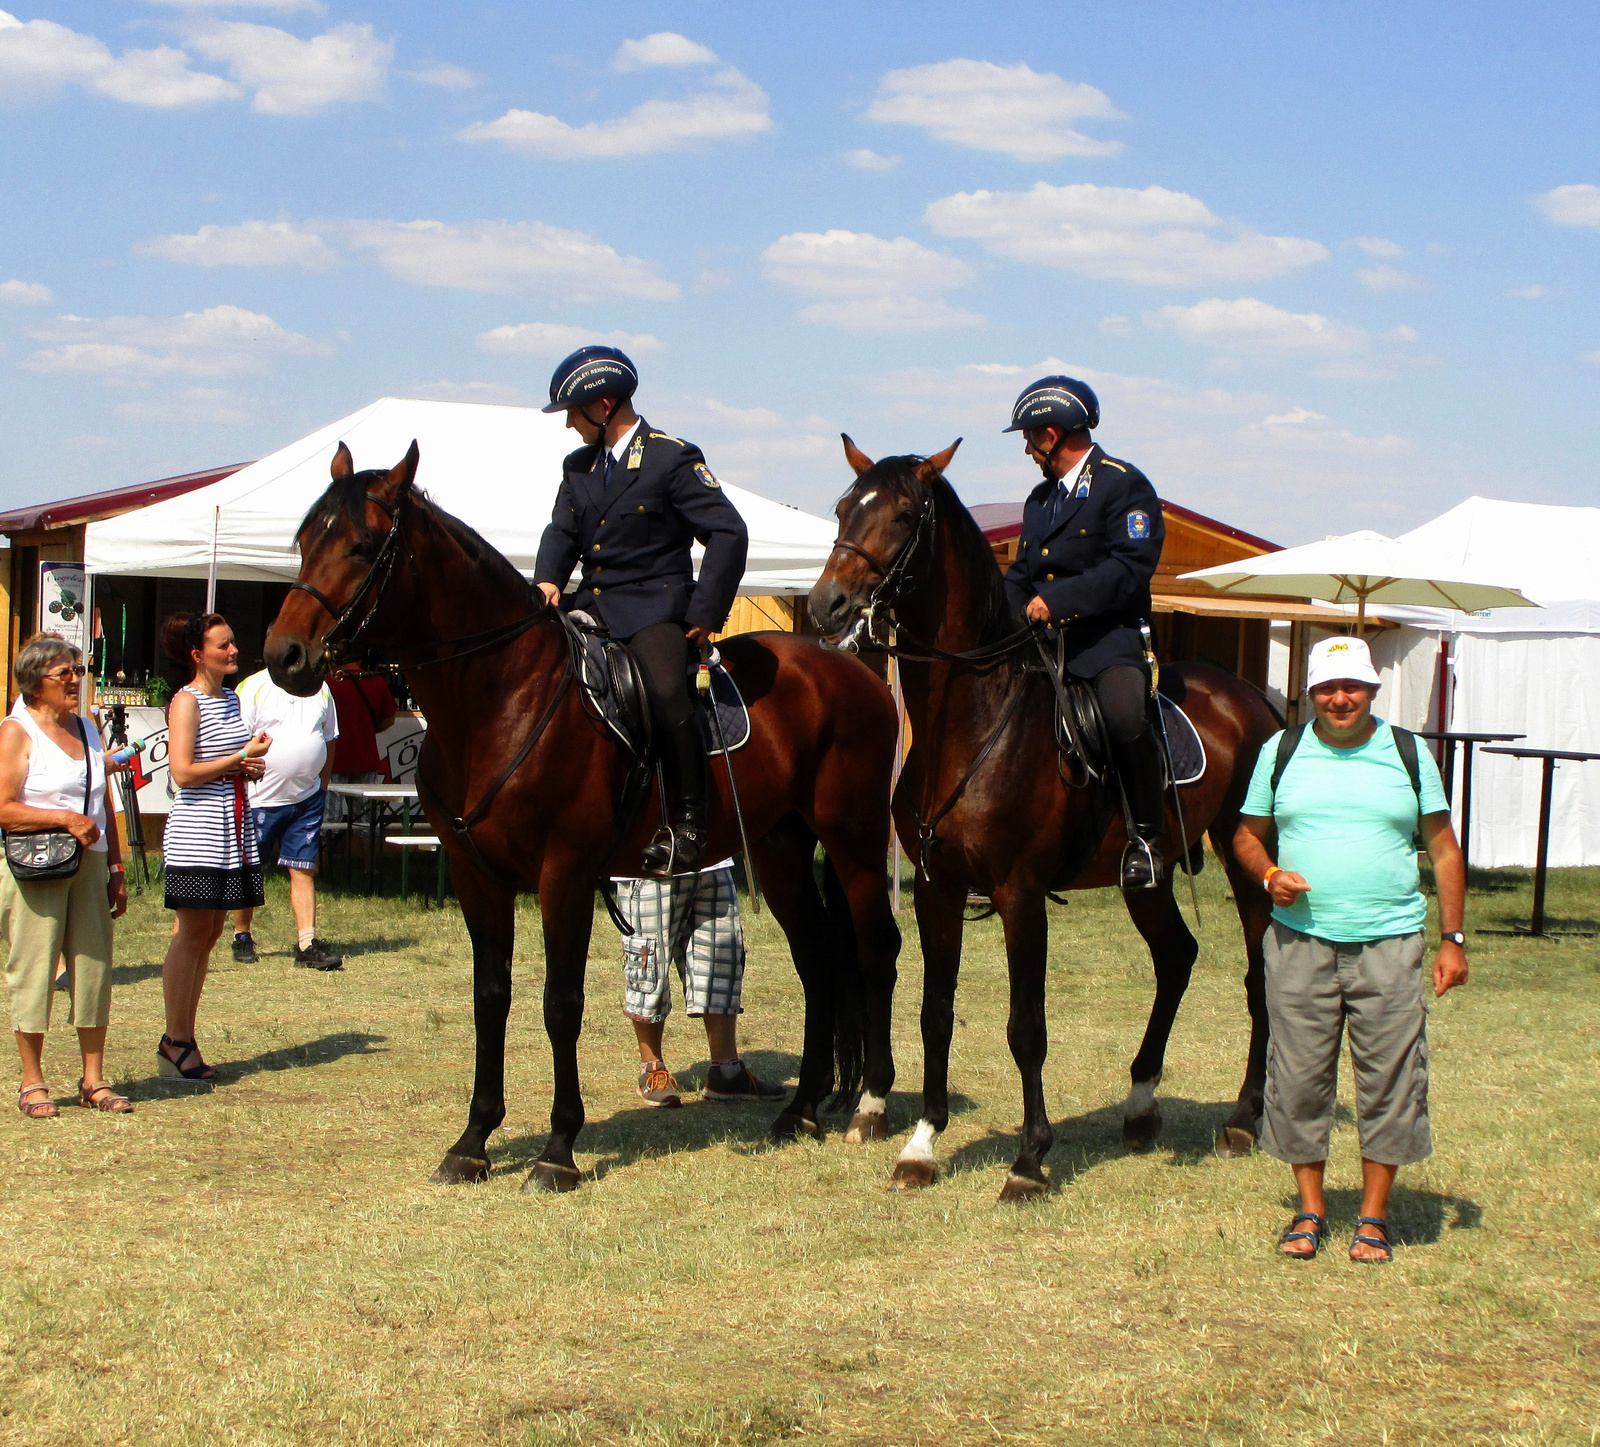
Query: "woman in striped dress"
157 613 272 1080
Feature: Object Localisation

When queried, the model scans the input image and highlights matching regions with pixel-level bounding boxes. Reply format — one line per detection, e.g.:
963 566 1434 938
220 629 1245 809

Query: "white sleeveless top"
6 706 108 852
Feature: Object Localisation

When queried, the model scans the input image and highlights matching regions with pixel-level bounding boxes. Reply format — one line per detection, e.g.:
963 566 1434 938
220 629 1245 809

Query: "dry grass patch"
1 861 1597 1445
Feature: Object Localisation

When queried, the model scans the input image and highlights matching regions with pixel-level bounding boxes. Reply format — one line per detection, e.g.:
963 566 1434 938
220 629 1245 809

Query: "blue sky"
1 0 1597 541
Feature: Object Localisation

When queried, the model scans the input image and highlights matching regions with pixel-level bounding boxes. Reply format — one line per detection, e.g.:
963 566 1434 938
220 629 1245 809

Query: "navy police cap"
543 345 639 414
1002 375 1100 434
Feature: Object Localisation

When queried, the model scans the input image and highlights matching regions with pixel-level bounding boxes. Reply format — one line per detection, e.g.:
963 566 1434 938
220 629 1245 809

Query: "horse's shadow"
1287 1186 1483 1245
126 1031 389 1096
944 1095 1240 1186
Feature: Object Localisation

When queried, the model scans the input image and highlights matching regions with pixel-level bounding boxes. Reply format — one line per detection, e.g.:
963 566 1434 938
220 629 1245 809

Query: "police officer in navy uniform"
1001 376 1168 890
534 347 749 875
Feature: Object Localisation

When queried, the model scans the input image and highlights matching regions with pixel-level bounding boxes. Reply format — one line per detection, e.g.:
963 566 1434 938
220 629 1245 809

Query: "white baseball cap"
1305 635 1381 691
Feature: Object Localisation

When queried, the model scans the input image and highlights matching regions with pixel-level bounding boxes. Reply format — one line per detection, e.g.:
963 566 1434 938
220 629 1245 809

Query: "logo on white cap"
1305 635 1381 691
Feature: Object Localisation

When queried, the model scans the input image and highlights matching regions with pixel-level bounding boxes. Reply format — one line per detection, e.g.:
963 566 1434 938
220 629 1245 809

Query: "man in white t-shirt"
229 669 342 971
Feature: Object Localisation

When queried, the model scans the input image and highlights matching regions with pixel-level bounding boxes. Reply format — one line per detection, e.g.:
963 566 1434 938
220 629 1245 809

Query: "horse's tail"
820 853 865 1111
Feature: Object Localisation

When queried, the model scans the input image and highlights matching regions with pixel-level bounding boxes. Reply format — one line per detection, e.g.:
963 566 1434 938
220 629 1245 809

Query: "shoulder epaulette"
1098 457 1129 472
647 431 685 446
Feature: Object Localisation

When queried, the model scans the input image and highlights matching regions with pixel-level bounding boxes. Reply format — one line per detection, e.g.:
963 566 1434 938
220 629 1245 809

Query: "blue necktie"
600 448 615 489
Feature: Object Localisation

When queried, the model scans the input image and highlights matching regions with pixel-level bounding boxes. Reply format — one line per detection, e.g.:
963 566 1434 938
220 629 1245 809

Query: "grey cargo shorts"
1261 921 1433 1167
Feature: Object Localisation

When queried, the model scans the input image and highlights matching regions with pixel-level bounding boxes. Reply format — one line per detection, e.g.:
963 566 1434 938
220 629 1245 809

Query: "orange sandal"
17 1083 59 1119
78 1079 134 1113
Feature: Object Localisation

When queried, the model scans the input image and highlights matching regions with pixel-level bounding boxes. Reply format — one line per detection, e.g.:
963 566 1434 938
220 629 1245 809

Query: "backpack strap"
1389 724 1427 846
1268 723 1308 818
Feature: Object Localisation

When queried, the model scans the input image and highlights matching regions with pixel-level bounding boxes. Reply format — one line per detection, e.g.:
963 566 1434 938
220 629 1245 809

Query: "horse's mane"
296 470 534 605
881 456 1016 646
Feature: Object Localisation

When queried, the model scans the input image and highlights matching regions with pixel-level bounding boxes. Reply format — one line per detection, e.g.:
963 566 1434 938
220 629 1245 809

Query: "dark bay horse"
266 442 902 1192
809 439 1280 1202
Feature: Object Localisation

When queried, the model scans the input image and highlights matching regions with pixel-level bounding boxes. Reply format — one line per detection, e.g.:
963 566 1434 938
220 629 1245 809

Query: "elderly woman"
156 613 271 1081
1235 636 1468 1263
0 634 130 1117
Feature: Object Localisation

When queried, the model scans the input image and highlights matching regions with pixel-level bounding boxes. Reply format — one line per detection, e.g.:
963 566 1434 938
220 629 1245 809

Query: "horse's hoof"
429 1152 491 1184
1214 1125 1257 1159
998 1171 1049 1204
888 1158 936 1192
771 1112 821 1141
844 1111 888 1144
522 1161 581 1194
1122 1108 1163 1152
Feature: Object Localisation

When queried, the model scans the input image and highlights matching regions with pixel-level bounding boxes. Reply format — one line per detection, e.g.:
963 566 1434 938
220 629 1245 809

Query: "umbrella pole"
1357 594 1366 636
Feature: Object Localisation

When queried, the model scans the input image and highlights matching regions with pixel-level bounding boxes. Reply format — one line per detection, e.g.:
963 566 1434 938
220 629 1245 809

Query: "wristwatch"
1441 931 1466 948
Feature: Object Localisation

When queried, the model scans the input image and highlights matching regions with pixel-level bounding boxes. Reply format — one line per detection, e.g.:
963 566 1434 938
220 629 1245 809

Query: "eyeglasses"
43 666 88 682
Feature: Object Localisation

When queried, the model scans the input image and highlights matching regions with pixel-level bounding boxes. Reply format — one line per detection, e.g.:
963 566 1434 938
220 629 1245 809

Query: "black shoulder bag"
5 716 94 882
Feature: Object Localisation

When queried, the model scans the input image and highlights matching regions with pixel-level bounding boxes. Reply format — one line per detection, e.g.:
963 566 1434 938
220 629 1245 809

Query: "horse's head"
808 435 960 643
265 439 419 696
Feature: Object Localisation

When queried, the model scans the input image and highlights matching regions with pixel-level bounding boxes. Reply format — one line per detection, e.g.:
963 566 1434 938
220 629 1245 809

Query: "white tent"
84 396 838 596
1392 498 1600 869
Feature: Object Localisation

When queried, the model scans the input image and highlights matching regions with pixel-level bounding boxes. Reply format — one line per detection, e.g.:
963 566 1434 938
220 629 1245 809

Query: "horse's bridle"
287 490 409 669
827 487 935 654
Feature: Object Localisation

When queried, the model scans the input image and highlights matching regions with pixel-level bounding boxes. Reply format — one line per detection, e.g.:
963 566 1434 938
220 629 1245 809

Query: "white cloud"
1348 236 1405 258
185 21 390 114
1149 296 1428 378
1509 284 1550 299
137 218 338 269
844 148 898 171
115 386 259 425
761 229 982 331
1098 313 1134 338
924 182 1328 287
1236 406 1410 457
403 61 476 90
1533 184 1600 228
145 0 325 11
458 67 770 158
404 380 531 406
23 304 330 382
0 10 237 107
613 32 717 70
1357 264 1427 292
1583 350 1600 367
866 59 1123 161
338 219 679 302
0 278 51 304
477 322 665 357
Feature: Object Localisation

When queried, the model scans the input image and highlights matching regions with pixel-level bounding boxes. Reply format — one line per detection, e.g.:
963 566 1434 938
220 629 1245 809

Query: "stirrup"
642 823 704 878
1120 837 1162 891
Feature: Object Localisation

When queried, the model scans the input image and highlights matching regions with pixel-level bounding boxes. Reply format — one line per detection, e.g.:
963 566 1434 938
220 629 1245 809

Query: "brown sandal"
18 1083 59 1119
78 1079 134 1113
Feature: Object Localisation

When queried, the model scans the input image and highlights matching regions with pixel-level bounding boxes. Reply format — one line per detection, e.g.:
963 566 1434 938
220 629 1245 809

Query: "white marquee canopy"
83 397 839 596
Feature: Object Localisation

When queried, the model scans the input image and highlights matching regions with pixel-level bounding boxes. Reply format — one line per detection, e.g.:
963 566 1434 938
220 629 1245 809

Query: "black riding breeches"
1093 664 1151 746
630 621 693 731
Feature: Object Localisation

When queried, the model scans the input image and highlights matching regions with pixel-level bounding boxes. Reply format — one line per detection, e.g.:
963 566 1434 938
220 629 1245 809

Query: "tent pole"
205 506 219 613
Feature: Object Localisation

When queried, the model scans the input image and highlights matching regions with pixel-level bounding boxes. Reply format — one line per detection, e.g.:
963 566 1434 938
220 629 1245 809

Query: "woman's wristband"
108 863 125 875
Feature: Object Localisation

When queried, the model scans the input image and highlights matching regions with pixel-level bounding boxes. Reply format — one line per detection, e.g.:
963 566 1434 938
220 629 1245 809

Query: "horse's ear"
842 434 875 477
330 441 354 480
382 440 420 498
913 438 962 484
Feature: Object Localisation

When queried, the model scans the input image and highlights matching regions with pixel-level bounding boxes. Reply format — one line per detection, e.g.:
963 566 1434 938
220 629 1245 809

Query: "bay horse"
809 438 1281 1202
266 441 902 1192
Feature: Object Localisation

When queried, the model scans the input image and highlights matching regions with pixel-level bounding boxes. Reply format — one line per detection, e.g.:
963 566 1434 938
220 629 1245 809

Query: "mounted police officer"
1001 376 1168 890
534 347 749 876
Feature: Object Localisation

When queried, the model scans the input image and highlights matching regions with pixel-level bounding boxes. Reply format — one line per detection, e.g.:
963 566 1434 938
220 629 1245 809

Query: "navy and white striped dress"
162 684 264 911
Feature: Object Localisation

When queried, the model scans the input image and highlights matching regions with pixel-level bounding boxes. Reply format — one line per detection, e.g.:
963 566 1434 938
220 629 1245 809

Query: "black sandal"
1349 1216 1393 1263
157 1034 217 1081
1278 1211 1327 1259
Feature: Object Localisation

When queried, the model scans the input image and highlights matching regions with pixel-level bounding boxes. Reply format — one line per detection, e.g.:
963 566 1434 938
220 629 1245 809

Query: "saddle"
564 612 750 763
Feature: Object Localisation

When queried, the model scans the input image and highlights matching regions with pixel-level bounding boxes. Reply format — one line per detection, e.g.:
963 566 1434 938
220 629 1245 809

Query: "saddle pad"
692 653 750 756
1153 693 1205 786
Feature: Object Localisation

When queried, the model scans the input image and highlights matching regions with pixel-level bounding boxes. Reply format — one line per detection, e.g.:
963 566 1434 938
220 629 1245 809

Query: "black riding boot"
641 714 707 876
1116 731 1167 891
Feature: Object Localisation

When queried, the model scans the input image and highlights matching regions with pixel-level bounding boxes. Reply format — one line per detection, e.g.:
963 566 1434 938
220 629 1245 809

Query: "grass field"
2 854 1598 1446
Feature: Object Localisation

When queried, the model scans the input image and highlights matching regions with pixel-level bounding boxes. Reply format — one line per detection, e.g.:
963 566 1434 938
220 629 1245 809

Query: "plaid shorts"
619 868 745 1022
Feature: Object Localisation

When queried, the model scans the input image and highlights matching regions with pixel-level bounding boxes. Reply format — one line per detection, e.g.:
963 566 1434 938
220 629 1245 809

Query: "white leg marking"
856 1092 888 1116
898 1119 939 1164
1124 1073 1162 1117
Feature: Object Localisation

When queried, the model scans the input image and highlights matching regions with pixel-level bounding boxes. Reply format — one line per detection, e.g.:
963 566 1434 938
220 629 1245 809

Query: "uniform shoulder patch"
647 431 685 446
1099 457 1129 472
1126 509 1151 540
693 462 720 489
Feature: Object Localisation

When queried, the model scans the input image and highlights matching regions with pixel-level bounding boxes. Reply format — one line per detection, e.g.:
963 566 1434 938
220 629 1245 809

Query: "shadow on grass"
110 961 164 987
944 1095 1250 1188
128 1031 389 1098
1281 1186 1483 1246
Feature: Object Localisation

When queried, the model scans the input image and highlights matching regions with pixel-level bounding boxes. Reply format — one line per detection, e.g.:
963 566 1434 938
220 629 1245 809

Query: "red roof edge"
971 499 1280 553
0 463 251 536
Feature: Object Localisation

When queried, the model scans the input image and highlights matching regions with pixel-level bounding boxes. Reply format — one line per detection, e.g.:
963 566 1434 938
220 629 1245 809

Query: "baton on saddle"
699 644 762 914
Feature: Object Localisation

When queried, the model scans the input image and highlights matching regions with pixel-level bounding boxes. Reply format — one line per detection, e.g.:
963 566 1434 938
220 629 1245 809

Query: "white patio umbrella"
1179 528 1539 633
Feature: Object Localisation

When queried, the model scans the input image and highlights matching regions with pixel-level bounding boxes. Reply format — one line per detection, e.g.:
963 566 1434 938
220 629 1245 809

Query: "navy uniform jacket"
1002 444 1164 678
533 418 749 641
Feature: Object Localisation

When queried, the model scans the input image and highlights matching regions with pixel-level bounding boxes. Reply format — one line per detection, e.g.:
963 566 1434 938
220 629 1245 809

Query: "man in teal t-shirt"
1234 635 1468 1266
